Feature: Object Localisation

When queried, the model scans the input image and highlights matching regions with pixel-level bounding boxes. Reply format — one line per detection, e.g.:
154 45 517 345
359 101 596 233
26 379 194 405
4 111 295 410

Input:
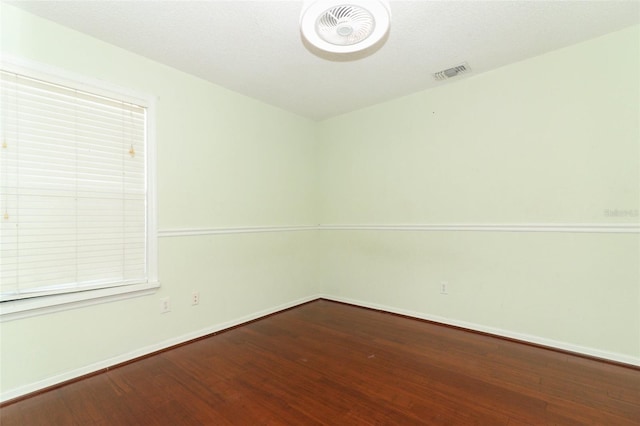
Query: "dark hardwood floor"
2 299 639 425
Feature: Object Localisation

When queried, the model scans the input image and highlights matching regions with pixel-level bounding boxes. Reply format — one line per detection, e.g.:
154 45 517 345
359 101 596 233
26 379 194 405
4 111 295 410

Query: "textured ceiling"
7 0 640 120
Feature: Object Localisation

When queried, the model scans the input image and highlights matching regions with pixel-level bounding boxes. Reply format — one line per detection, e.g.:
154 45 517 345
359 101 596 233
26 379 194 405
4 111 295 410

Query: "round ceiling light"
300 0 391 54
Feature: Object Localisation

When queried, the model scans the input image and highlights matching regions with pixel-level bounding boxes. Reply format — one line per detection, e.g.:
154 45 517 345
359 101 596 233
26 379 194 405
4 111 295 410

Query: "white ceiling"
7 0 640 121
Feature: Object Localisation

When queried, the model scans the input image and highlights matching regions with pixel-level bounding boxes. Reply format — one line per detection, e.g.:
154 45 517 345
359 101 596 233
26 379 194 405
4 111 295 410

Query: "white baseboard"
319 294 640 367
3 293 637 403
0 294 318 403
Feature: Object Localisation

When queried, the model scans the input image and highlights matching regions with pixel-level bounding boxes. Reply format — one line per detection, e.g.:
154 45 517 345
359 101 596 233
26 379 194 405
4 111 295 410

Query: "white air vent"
433 63 471 81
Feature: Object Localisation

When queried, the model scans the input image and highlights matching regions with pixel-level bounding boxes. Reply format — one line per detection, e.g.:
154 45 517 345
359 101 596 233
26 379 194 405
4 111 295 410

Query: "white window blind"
0 68 148 302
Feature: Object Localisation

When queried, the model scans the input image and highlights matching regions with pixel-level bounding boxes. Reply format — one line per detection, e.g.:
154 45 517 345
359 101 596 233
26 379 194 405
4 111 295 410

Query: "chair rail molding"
158 223 639 237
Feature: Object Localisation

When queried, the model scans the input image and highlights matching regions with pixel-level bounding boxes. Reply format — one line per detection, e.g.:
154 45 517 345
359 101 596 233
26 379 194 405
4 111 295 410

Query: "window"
0 59 158 320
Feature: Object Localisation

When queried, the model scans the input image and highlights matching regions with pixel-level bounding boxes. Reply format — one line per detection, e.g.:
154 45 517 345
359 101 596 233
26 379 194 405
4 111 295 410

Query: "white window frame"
0 56 159 322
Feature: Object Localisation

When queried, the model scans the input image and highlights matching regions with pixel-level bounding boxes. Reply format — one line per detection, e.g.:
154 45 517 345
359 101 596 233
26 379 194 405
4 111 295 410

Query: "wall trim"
318 223 639 234
3 294 637 404
0 295 318 404
158 223 639 238
158 225 317 238
319 294 640 367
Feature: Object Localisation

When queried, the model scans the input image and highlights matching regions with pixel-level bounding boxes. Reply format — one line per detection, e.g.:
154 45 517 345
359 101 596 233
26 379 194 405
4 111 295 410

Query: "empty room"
0 0 639 424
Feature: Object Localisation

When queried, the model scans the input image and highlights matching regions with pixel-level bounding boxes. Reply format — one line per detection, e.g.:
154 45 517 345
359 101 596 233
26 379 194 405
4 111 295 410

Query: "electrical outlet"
192 291 200 306
160 297 171 313
440 281 448 295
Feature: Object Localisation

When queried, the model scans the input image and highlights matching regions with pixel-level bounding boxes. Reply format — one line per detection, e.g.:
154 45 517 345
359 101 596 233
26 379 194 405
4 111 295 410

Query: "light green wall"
318 25 640 359
0 3 320 399
319 231 638 357
1 3 638 401
318 26 639 224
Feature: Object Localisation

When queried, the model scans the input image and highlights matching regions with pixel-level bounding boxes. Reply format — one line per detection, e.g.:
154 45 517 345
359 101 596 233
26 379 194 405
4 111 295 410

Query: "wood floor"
2 300 639 425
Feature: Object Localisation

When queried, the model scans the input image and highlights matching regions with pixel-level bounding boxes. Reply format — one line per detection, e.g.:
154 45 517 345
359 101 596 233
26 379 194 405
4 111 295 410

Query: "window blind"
0 69 148 302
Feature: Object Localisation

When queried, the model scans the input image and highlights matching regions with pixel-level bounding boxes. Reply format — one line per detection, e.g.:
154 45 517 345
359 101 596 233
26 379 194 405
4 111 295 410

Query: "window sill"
0 282 161 322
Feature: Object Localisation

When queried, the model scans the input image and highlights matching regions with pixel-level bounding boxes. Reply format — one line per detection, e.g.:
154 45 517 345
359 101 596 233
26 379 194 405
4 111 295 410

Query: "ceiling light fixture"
300 0 391 54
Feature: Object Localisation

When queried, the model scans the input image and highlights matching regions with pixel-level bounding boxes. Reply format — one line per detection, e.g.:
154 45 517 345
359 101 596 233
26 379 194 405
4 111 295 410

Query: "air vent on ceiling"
433 63 471 81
